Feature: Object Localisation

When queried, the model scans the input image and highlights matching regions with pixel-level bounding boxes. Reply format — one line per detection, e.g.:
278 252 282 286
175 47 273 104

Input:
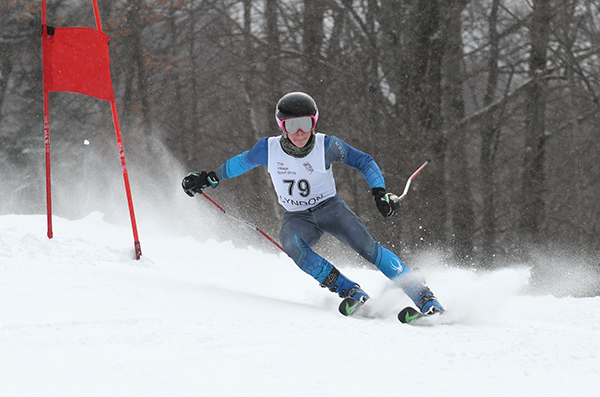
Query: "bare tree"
441 0 475 264
480 0 502 267
302 0 325 96
520 0 551 246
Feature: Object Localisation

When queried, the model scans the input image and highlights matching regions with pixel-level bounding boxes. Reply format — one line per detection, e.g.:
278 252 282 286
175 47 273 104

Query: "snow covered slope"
1 213 598 396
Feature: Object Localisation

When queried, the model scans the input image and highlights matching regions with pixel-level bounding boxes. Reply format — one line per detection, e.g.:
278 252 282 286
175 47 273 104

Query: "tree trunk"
480 0 501 267
265 0 281 112
411 0 447 249
442 1 475 264
303 0 325 98
520 0 551 246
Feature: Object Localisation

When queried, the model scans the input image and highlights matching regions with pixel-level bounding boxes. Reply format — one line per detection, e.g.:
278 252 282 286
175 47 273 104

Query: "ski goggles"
277 115 317 135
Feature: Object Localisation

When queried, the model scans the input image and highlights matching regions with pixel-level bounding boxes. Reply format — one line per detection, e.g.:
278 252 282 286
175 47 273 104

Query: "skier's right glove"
182 171 219 197
372 187 400 218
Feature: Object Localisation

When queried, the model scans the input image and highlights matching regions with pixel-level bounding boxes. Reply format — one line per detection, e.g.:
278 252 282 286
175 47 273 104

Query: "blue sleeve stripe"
224 152 252 178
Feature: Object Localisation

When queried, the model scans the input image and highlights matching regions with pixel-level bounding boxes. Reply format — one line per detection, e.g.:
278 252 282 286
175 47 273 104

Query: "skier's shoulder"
254 136 271 148
245 136 270 165
323 134 354 163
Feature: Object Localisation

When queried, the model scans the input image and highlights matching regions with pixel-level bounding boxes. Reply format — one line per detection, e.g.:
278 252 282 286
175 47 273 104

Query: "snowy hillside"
1 212 599 397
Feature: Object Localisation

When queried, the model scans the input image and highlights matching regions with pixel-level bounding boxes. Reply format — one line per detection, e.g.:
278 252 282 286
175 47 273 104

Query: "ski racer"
182 92 444 315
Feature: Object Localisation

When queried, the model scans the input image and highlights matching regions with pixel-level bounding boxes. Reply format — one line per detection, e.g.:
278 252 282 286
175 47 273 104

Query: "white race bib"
267 133 336 211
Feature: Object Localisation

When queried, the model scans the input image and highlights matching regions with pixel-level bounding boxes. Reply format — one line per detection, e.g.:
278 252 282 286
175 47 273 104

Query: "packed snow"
1 207 599 397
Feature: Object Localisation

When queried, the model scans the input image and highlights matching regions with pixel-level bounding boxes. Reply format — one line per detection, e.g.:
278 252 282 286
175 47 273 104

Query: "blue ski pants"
279 195 409 284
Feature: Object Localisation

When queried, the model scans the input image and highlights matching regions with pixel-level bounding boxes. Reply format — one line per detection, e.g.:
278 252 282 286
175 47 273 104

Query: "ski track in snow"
1 213 599 397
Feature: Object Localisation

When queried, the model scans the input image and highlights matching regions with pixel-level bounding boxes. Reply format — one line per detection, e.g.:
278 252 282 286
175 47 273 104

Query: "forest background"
1 0 599 294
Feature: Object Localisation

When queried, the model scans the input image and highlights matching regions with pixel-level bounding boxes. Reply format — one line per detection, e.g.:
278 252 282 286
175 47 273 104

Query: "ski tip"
339 297 362 317
424 159 431 164
398 306 422 324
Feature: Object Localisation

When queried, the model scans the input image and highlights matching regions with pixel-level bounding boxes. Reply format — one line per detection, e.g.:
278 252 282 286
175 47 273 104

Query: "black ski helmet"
275 92 319 126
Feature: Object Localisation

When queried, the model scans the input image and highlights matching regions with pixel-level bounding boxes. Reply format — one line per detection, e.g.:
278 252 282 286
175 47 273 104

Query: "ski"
338 297 365 317
398 306 443 325
340 300 443 324
398 306 425 324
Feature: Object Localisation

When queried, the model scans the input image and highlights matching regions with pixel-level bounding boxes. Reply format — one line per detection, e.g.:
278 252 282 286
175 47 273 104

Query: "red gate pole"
92 0 141 259
43 93 53 239
110 100 142 260
92 0 102 31
42 0 53 239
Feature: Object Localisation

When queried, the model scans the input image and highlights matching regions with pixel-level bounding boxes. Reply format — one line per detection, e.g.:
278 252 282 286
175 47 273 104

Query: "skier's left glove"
372 187 400 218
182 171 219 197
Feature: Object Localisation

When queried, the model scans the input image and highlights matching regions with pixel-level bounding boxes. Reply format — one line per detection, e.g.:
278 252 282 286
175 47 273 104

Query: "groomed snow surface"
1 212 599 397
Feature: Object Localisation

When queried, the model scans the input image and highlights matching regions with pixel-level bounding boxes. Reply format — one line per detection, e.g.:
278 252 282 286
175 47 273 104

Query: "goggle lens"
283 116 315 135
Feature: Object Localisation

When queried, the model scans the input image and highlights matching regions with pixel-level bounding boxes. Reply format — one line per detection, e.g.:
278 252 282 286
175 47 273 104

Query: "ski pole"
398 160 430 202
200 192 284 252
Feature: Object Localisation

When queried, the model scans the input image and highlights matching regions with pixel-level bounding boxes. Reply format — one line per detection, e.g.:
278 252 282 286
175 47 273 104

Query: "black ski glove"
372 187 400 218
182 171 219 197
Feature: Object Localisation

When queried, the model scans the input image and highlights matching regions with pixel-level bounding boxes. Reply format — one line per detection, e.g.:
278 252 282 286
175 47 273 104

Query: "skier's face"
287 129 312 148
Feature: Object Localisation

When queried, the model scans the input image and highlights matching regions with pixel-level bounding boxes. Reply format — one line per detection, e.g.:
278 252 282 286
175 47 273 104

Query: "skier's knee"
280 234 306 264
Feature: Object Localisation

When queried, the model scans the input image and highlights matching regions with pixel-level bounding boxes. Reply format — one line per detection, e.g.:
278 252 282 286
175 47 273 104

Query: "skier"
182 92 444 315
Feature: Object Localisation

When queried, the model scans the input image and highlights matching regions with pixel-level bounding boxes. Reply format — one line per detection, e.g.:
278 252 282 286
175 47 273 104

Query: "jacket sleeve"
323 135 385 189
215 137 269 181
